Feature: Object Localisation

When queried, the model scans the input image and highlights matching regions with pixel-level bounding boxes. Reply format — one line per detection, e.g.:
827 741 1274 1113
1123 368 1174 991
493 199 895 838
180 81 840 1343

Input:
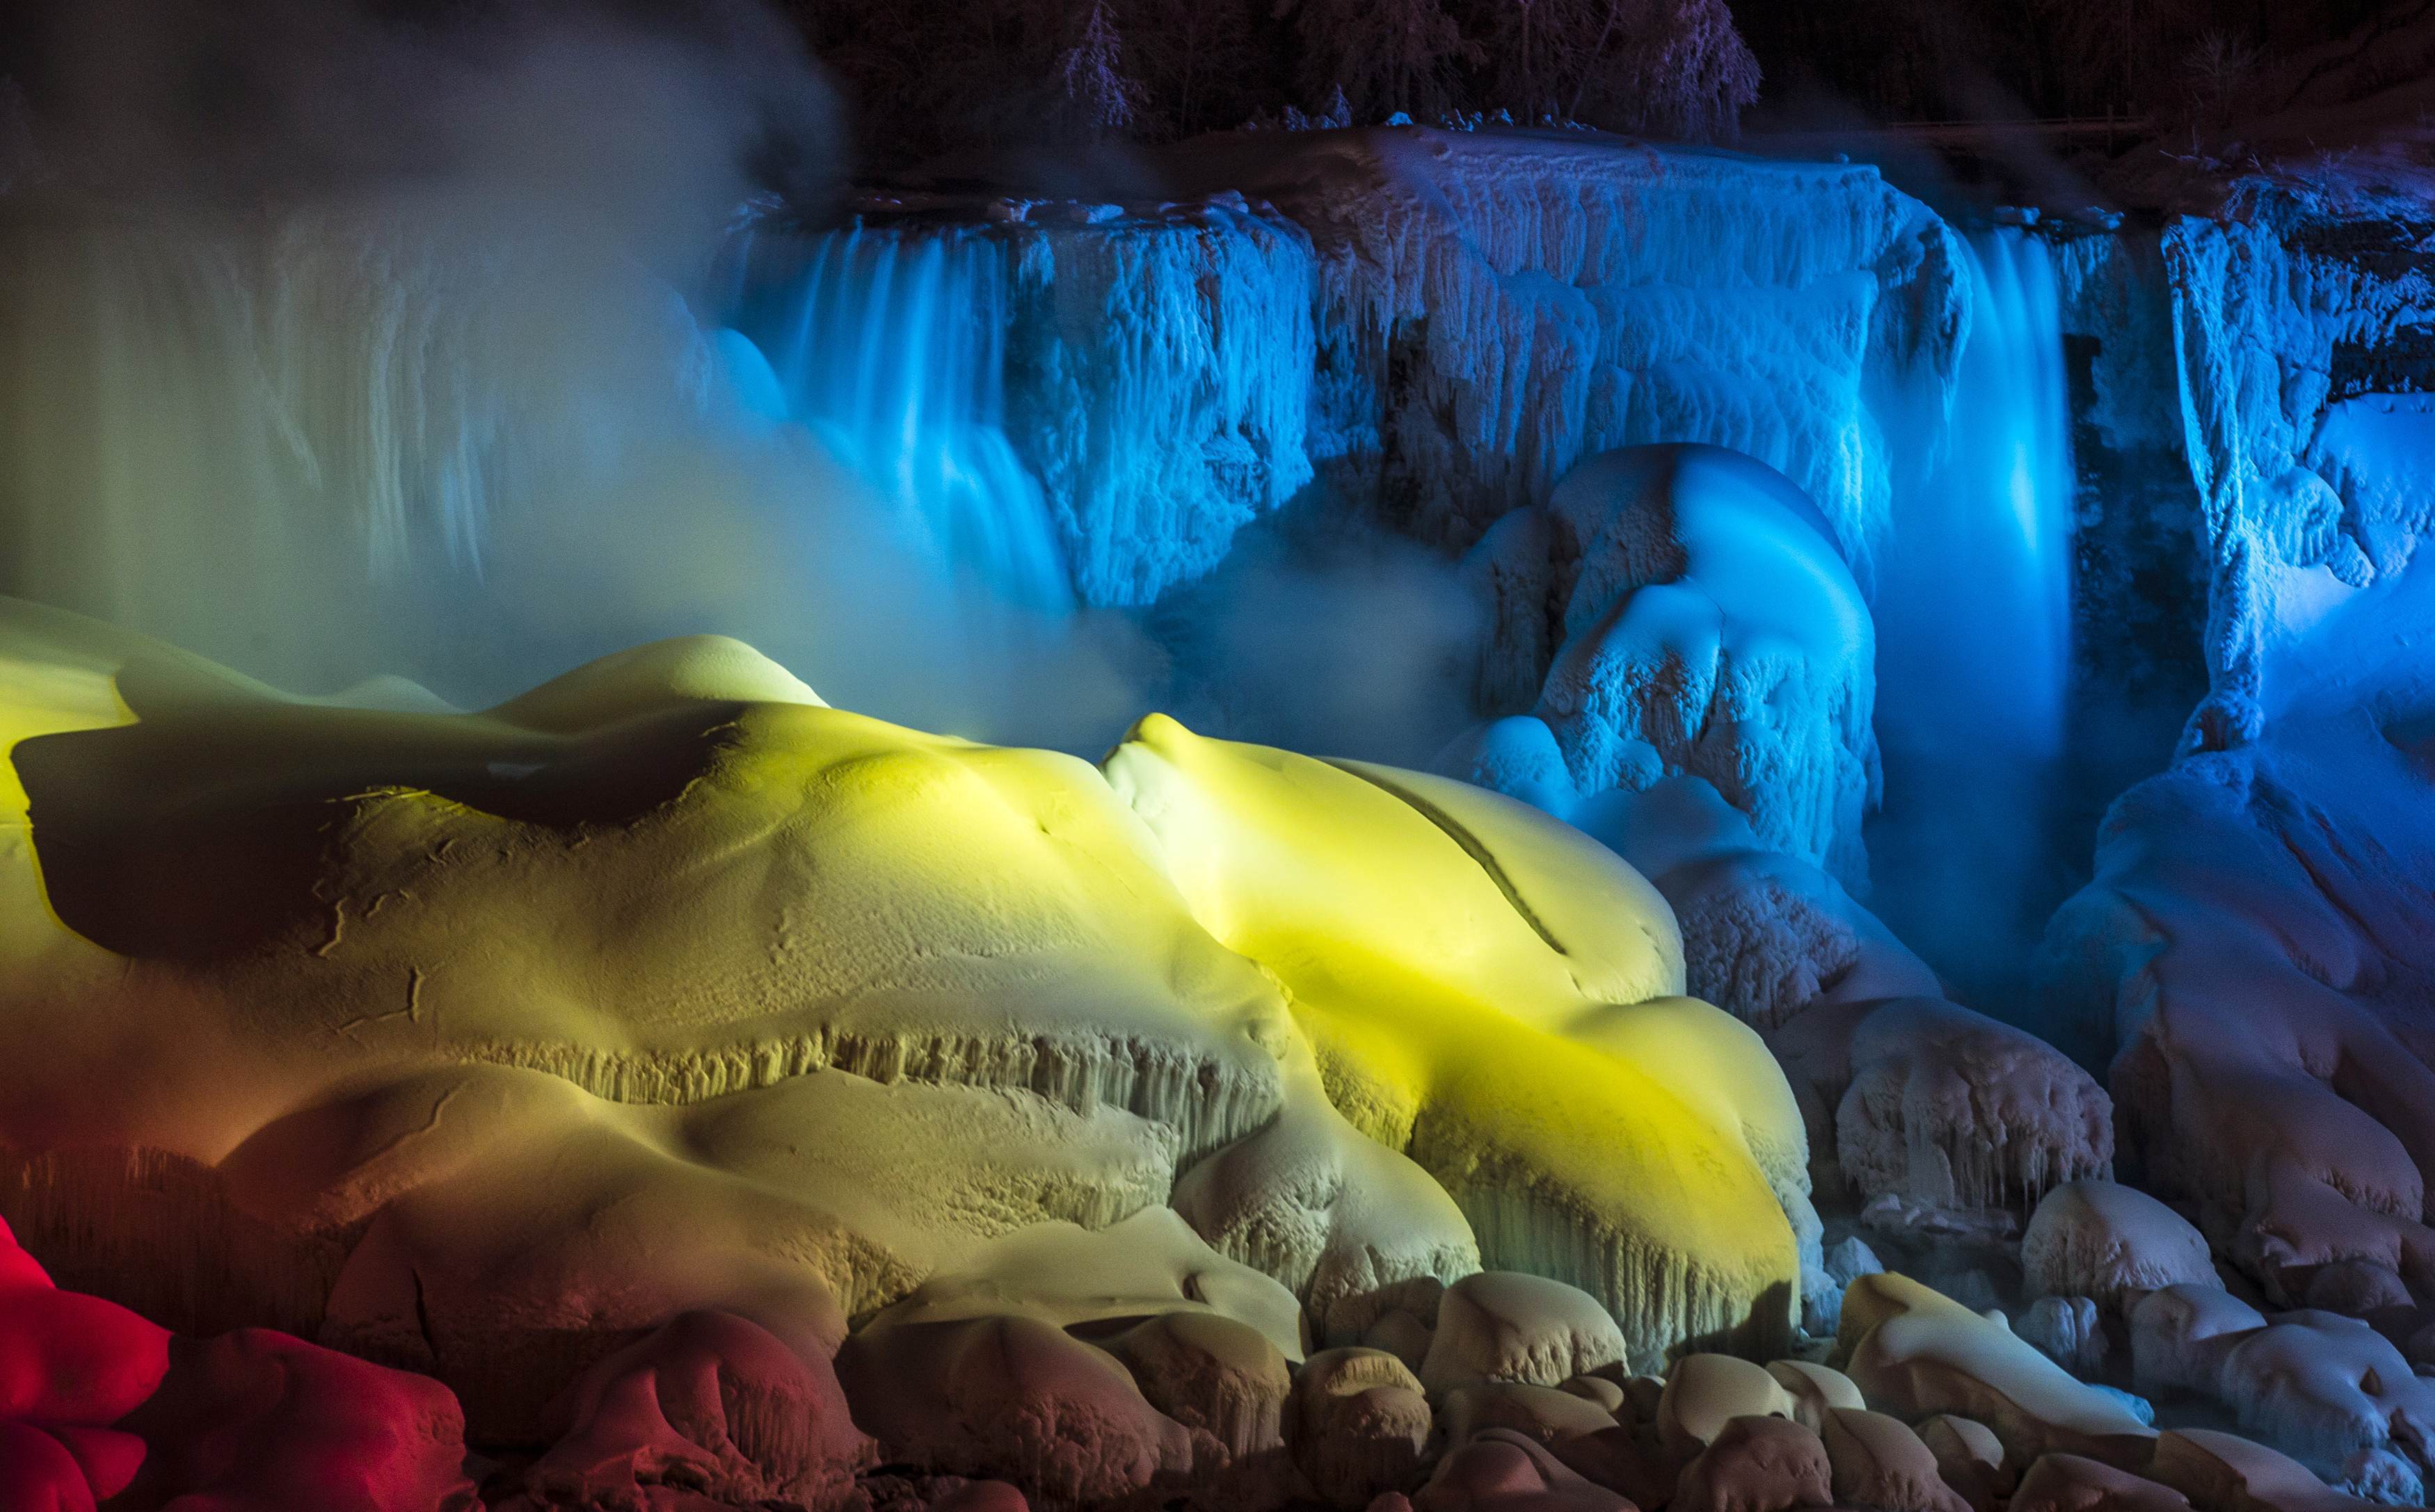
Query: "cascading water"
1941 229 2075 755
722 224 1074 613
1869 225 2077 1009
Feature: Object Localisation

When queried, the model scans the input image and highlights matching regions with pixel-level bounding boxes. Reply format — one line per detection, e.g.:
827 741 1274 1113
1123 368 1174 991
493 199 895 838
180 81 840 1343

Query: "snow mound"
2023 1182 2217 1308
1465 444 1875 883
0 599 1826 1449
1449 766 2109 1225
1107 718 1817 1360
2041 721 2435 1321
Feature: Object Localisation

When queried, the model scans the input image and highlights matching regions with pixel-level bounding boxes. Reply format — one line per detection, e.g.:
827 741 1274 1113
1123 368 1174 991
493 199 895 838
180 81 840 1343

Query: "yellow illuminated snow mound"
1108 718 1808 1355
0 598 1808 1429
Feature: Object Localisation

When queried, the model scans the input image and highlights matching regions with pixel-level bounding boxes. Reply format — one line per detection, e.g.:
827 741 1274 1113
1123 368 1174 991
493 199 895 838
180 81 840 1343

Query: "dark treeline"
0 0 2408 186
783 0 2409 168
1736 0 2406 129
776 0 1760 163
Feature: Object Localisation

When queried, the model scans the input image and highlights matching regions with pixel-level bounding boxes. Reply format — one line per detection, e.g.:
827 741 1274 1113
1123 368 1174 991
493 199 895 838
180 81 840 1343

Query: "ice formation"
2129 1285 2435 1485
726 202 1317 608
0 598 1823 1464
1439 755 2110 1227
2041 723 2435 1323
709 128 1972 629
1109 720 1819 1358
1167 128 1967 574
2022 1182 2217 1309
1457 444 1875 881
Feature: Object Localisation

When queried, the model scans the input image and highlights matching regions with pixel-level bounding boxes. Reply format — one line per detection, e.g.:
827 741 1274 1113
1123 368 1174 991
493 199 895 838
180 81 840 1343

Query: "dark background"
0 0 2415 177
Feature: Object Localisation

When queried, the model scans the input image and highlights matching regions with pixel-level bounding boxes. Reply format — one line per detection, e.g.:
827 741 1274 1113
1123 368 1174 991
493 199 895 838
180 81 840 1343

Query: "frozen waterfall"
1869 226 2077 1007
724 224 1075 613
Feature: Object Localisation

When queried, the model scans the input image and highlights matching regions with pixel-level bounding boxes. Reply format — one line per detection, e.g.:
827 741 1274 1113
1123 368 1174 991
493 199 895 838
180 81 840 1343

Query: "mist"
0 0 1519 769
0 0 1157 753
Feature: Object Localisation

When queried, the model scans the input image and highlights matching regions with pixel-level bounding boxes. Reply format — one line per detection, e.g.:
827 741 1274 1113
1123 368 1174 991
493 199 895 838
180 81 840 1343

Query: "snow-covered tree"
1057 0 1145 134
1544 0 1760 142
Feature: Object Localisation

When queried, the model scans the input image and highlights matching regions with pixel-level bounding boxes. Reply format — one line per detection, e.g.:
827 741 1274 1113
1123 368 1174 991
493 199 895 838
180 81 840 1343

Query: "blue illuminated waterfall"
1948 229 2075 755
723 225 1075 612
1869 226 2077 1002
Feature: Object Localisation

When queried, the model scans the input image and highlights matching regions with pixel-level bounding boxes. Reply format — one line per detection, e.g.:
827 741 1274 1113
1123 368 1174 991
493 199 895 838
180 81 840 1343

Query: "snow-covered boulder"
1919 1415 2013 1512
838 1312 1194 1508
1764 1359 1864 1431
1288 1349 1432 1506
1672 1414 1834 1512
1420 1274 1628 1395
2024 1182 2216 1308
1656 1356 1797 1456
2011 1451 2194 1512
1837 1273 2157 1471
1821 1407 1972 1512
1440 1384 1620 1447
506 1310 875 1511
1417 1429 1634 1512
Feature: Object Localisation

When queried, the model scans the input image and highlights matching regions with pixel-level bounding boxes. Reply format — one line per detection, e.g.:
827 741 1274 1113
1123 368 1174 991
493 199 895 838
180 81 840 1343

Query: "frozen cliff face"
2030 152 2435 1374
728 199 1318 610
2148 193 2435 745
2047 230 2210 772
1167 127 1969 584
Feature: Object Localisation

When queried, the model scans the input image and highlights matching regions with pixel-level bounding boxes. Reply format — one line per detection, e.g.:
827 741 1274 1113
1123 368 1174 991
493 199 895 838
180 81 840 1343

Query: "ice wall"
1168 127 1971 583
2153 195 2435 742
728 200 1318 609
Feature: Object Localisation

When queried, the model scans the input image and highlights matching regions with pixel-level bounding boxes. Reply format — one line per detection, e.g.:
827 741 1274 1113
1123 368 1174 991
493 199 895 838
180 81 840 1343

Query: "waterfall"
1867 225 2077 1009
723 223 1074 613
1947 229 2075 753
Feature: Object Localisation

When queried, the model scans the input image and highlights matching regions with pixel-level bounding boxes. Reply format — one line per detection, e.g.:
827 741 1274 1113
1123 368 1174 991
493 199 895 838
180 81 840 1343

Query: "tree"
1057 0 1145 135
1126 0 1273 137
1283 0 1477 124
1531 0 1759 141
